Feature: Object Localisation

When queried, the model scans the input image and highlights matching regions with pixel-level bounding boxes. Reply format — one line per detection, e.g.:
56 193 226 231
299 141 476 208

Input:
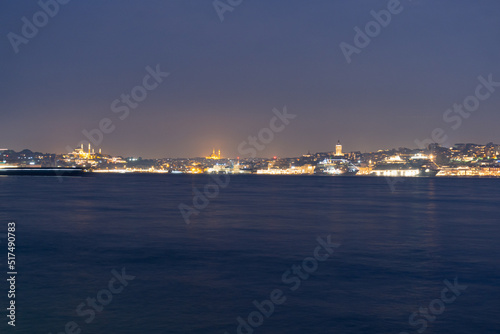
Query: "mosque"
206 149 222 160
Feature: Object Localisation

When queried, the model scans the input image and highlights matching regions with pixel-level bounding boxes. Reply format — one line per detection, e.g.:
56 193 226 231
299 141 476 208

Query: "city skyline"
2 1 500 158
3 140 500 178
2 139 499 160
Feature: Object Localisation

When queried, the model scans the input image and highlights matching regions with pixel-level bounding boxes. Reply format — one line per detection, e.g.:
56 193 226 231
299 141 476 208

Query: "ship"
0 166 86 176
370 154 439 177
315 158 359 176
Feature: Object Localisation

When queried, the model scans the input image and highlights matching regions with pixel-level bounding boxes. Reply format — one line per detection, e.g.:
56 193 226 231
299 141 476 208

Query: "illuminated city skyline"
2 2 500 158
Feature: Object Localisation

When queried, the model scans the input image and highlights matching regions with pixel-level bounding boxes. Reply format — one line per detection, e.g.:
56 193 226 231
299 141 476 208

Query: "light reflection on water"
0 175 499 333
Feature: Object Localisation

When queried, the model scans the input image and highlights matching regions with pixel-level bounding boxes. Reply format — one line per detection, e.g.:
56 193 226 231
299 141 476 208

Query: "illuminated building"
72 143 97 160
335 140 343 156
63 143 108 167
207 164 230 174
256 164 315 175
206 149 222 160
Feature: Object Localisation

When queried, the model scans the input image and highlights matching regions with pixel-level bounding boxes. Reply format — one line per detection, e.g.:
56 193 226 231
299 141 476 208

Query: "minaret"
336 140 342 156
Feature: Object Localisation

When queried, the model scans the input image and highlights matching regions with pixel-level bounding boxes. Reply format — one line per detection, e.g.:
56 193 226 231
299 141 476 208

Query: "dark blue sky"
1 0 499 158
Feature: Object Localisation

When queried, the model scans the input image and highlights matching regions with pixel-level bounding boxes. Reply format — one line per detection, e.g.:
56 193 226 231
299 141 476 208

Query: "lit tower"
335 140 343 156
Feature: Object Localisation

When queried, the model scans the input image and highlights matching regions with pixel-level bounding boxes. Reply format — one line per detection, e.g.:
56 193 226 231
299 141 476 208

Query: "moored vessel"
370 154 439 177
315 158 359 176
0 166 86 176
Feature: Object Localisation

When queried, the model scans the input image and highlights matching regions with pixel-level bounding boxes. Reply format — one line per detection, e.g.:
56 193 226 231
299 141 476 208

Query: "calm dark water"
0 175 499 334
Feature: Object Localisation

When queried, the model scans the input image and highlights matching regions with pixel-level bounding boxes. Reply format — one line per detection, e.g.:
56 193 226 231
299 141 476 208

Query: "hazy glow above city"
2 1 500 158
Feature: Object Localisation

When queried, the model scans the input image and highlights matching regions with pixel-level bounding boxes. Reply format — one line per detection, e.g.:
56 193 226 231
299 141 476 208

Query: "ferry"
0 166 86 176
370 154 439 177
315 158 359 176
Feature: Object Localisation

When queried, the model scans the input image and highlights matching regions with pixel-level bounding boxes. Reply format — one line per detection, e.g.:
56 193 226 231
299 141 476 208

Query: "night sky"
1 0 500 158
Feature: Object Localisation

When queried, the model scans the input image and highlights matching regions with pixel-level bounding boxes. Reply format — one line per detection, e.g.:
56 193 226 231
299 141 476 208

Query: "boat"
370 154 439 177
315 158 359 176
0 166 86 176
